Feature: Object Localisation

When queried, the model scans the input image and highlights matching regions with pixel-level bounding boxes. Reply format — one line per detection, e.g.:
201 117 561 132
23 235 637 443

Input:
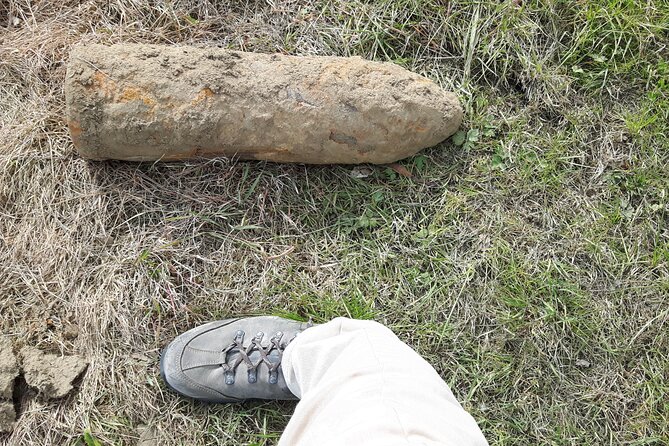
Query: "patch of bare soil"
20 347 88 399
0 340 87 433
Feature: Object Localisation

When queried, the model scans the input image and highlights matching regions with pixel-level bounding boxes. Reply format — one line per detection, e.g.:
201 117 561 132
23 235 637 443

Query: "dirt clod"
0 400 16 433
19 347 88 399
0 339 19 400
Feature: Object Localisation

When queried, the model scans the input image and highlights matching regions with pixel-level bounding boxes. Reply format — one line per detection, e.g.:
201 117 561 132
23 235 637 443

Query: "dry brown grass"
1 0 668 445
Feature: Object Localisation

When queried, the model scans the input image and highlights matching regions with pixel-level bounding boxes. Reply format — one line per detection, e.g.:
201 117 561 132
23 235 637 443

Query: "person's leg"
279 317 488 446
160 316 488 445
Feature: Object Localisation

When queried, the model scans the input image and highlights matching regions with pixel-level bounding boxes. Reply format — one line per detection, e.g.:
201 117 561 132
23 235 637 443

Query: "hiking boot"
160 316 311 403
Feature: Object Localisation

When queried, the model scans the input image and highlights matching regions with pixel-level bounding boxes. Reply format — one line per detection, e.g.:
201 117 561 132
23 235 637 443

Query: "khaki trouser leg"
279 317 489 446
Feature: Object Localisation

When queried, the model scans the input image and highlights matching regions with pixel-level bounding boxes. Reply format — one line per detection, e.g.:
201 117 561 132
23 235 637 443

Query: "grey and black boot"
160 316 311 403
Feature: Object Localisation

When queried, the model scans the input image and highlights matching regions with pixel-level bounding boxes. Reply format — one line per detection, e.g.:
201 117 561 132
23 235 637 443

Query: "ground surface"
0 1 668 445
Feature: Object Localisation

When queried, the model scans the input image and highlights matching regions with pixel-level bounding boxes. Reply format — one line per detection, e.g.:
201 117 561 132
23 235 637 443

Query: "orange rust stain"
68 120 82 138
68 120 83 146
190 88 215 106
89 71 117 98
118 87 156 107
91 71 106 86
88 72 156 108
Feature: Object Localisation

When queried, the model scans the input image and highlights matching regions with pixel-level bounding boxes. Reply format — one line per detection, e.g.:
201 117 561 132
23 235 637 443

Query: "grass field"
1 0 668 444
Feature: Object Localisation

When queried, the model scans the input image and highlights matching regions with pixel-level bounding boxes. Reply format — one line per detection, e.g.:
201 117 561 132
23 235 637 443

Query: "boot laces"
221 330 292 385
